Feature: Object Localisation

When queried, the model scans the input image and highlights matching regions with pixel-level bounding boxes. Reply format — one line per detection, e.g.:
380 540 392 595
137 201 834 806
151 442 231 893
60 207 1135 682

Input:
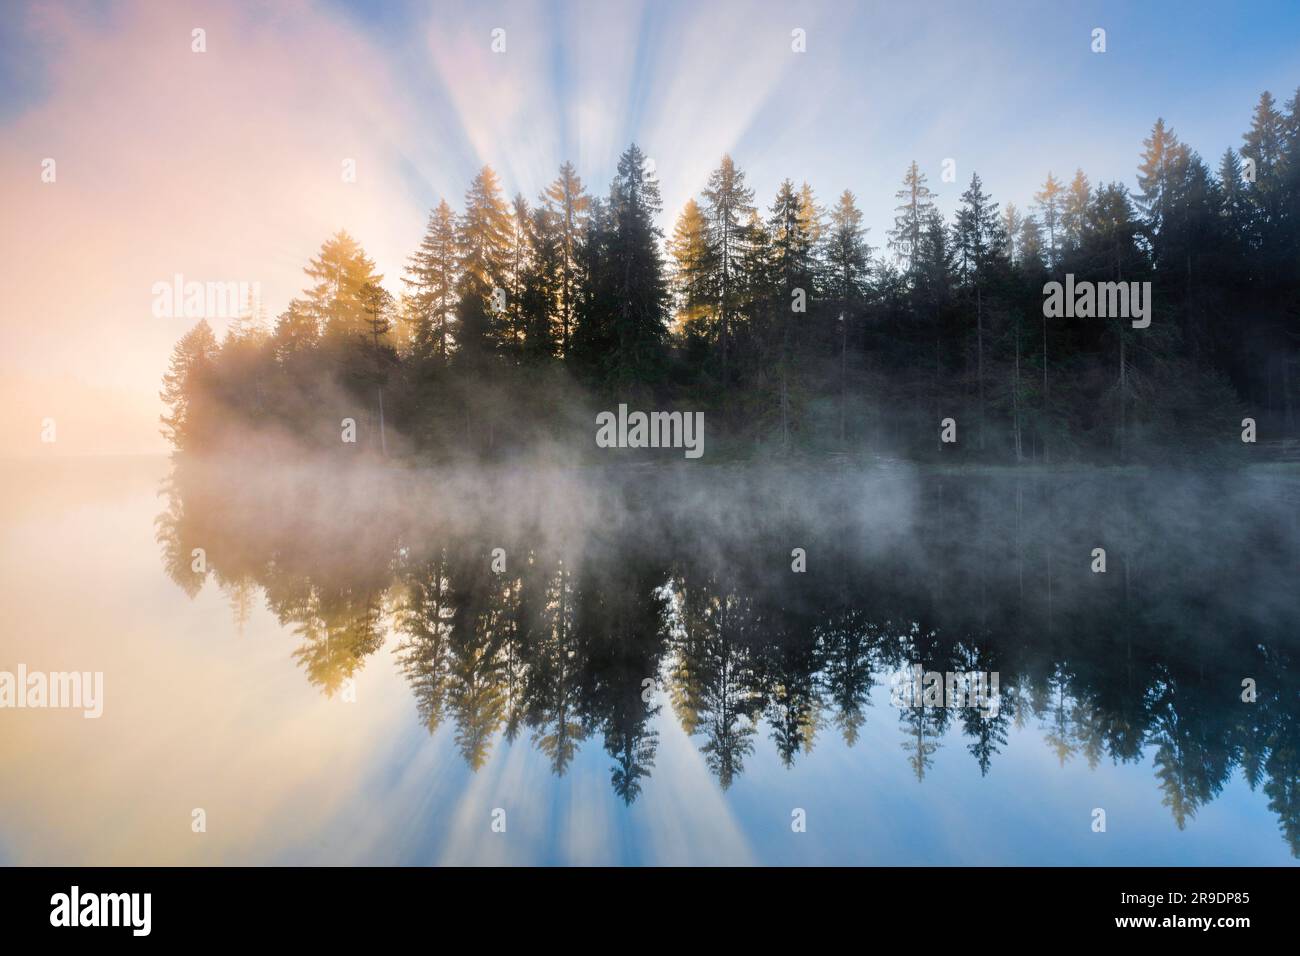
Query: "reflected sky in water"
0 455 1296 864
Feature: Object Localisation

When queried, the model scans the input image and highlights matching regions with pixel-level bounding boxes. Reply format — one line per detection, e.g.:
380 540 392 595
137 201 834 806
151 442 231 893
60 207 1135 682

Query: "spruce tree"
1034 173 1064 269
668 198 715 334
303 231 382 343
825 190 871 443
403 199 459 363
455 166 512 366
1061 169 1092 254
888 161 936 280
160 320 220 451
955 173 1003 451
542 162 591 355
606 143 670 392
701 155 756 396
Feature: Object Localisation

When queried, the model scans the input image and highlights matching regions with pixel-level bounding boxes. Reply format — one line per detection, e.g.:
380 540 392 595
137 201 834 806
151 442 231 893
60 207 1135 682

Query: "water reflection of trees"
157 461 1299 853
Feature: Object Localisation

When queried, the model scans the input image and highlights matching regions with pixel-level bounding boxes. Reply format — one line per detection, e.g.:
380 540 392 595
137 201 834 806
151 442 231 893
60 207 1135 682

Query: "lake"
1 455 1296 864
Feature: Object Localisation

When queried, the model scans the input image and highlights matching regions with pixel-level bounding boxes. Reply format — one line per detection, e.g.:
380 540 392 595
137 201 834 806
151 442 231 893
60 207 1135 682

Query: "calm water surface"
1 455 1296 864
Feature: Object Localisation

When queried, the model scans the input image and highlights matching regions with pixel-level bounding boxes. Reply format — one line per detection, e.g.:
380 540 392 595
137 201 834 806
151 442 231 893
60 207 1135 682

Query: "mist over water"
1 452 1296 863
142 451 1300 861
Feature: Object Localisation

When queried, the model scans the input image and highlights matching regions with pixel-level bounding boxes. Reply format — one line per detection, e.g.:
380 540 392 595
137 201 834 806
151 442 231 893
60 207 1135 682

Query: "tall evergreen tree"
403 199 459 363
542 162 591 355
519 204 563 361
888 160 937 279
701 155 756 396
455 166 513 366
1034 173 1064 269
303 231 382 342
825 190 871 443
1061 169 1092 254
573 146 670 393
1136 118 1190 267
160 320 220 451
954 172 1003 451
668 198 715 334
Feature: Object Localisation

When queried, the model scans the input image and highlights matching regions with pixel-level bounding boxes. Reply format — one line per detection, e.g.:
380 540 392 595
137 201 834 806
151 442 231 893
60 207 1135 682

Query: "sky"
2 0 1298 455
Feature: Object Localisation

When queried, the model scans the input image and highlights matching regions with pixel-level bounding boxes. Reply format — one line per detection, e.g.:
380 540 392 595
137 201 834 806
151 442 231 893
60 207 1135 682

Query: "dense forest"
162 89 1300 463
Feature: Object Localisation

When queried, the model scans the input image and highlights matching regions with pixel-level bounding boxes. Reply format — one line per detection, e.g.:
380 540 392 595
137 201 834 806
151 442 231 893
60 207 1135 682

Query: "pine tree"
738 209 775 348
160 320 220 450
455 166 512 366
1281 87 1300 263
954 172 1002 451
1241 91 1288 251
769 179 816 295
1017 215 1044 270
825 190 870 309
1034 173 1064 269
271 299 318 363
542 161 591 355
1061 169 1092 254
797 181 826 279
519 205 563 360
888 161 936 279
403 200 458 362
358 282 396 455
825 190 871 443
1136 118 1189 266
606 143 670 391
1001 202 1023 263
504 193 534 357
668 198 715 334
1085 182 1144 456
701 155 756 397
1217 148 1249 241
303 231 382 342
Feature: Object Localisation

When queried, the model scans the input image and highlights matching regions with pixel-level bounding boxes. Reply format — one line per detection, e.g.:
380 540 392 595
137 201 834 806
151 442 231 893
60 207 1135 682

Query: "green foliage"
163 91 1300 463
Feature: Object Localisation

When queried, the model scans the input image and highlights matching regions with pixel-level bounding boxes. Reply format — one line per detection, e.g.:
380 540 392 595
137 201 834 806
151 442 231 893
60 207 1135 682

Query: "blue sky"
7 0 1299 227
311 0 1300 229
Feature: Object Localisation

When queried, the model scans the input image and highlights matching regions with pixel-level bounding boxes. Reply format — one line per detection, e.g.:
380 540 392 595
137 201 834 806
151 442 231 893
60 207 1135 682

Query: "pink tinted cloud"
0 0 429 453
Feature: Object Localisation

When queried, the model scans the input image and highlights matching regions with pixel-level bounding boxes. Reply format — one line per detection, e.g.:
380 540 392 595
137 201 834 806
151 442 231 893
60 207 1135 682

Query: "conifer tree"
455 166 512 366
955 172 1002 450
303 231 383 342
1241 91 1288 253
1136 118 1190 266
701 154 756 395
1061 169 1092 254
825 190 871 443
504 193 534 356
668 198 715 333
769 179 816 296
542 162 591 355
160 320 220 451
403 199 458 362
888 161 937 279
606 143 670 391
1001 203 1023 263
520 205 563 361
1034 173 1064 269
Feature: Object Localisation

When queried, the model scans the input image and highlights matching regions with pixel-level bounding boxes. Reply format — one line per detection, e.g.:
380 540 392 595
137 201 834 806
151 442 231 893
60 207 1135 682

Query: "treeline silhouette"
157 460 1300 852
162 90 1300 462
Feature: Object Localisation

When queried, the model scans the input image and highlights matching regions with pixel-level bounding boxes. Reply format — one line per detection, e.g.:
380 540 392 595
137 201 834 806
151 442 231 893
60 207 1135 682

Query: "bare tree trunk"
1042 315 1049 465
1118 329 1127 460
839 311 847 445
1013 316 1023 462
780 362 789 454
977 283 985 452
1285 355 1294 434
